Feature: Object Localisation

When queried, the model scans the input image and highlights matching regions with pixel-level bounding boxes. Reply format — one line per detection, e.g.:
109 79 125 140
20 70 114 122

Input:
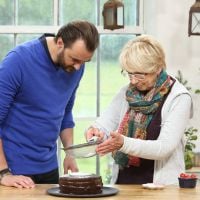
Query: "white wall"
143 0 200 151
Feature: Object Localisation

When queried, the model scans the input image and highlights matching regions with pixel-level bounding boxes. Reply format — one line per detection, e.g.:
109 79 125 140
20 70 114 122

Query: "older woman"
86 35 193 185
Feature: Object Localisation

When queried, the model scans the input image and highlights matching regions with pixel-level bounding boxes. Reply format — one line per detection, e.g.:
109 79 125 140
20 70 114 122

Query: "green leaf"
190 135 198 140
195 89 200 94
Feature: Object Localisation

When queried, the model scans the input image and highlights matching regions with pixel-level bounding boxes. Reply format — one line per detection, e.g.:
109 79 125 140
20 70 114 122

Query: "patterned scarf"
113 70 171 169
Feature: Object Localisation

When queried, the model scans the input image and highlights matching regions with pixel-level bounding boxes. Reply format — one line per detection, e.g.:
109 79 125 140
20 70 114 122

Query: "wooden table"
0 183 200 200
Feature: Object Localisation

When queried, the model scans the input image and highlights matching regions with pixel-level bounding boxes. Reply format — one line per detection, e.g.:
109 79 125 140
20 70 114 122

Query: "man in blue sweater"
0 20 99 188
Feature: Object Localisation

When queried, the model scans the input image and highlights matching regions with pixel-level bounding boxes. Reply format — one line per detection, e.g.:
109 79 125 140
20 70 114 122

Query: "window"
0 0 144 183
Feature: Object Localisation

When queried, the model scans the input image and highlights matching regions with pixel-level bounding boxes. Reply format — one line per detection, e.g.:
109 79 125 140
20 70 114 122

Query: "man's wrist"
65 154 74 159
0 168 12 184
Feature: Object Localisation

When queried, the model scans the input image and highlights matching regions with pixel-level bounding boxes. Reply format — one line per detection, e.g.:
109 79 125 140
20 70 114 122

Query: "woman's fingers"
96 139 113 154
86 127 104 141
96 132 124 154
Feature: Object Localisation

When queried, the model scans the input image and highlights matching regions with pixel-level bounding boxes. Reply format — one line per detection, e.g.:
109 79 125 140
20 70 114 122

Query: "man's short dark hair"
55 20 99 52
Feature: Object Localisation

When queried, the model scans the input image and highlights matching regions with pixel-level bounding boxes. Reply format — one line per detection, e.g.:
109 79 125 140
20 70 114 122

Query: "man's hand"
96 131 124 155
63 155 78 174
85 127 104 142
1 174 35 188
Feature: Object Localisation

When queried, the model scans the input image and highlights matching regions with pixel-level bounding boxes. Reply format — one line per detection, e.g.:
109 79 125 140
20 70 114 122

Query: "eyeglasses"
121 70 147 80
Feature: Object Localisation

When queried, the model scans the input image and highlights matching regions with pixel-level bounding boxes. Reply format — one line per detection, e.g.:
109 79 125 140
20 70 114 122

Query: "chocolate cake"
59 172 103 195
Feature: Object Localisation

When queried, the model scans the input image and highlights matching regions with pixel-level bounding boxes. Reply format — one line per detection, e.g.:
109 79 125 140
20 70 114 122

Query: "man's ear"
57 37 64 48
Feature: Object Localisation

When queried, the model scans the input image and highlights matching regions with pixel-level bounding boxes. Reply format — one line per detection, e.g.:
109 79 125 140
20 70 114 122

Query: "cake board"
47 186 119 198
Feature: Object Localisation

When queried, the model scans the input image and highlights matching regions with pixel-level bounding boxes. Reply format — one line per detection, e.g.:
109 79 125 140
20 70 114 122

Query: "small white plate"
142 183 165 190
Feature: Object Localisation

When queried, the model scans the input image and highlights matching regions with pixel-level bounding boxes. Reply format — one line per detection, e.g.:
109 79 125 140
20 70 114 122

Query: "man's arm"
0 139 9 170
60 127 74 148
60 128 78 174
0 139 35 188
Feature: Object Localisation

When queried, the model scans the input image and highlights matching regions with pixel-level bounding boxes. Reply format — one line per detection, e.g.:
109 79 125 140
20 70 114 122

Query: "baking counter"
0 183 200 200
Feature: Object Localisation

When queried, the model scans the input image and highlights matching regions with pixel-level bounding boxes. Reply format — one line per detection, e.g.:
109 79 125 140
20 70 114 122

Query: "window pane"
100 34 136 112
0 34 14 60
18 0 53 25
73 55 97 118
125 0 138 26
59 0 96 25
16 34 41 44
100 0 138 26
0 0 14 25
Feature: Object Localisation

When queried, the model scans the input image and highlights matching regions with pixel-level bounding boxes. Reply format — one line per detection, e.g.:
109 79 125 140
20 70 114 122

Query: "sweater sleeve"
120 93 192 160
60 65 85 131
60 91 76 131
0 52 22 137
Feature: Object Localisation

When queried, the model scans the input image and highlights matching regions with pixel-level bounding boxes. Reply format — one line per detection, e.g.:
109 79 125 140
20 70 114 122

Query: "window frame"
0 0 144 34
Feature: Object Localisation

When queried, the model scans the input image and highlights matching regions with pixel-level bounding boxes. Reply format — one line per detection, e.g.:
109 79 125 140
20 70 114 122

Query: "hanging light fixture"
188 0 200 36
102 0 124 30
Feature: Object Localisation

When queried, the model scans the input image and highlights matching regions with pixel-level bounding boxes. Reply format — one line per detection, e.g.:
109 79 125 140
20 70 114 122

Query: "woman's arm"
120 94 192 160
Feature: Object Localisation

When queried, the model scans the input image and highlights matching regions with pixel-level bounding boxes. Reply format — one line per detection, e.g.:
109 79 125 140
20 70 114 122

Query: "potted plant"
184 127 198 169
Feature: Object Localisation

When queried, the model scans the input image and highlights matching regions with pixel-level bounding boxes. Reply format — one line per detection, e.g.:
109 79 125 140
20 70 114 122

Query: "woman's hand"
85 127 104 142
1 174 35 188
96 131 124 155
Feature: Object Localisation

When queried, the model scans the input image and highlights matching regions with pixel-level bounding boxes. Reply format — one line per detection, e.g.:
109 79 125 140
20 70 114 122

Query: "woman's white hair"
119 35 166 73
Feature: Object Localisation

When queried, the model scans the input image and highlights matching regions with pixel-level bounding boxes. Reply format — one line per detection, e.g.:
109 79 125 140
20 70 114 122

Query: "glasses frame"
121 70 147 80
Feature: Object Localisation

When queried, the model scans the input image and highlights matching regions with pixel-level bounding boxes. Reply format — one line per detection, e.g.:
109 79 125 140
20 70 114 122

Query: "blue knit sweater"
0 37 84 174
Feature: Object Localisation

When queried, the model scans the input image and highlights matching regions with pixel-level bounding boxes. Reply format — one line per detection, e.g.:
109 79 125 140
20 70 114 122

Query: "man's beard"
61 65 76 72
57 51 76 72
